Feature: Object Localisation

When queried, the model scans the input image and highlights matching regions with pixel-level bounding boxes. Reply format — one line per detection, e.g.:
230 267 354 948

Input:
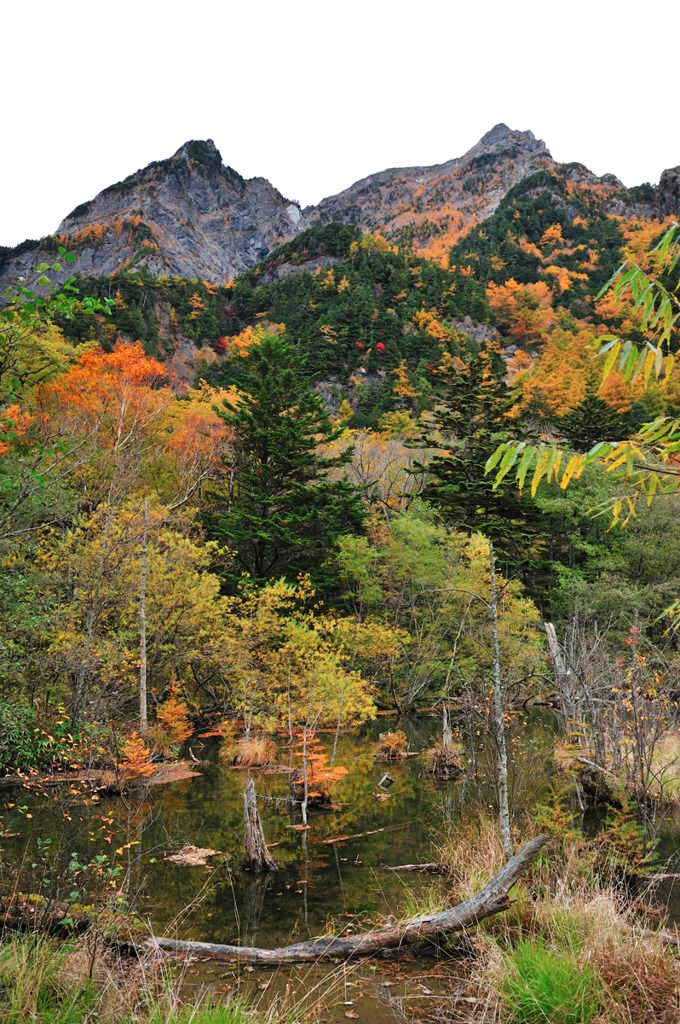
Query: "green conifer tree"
555 392 627 452
411 345 542 572
205 331 365 587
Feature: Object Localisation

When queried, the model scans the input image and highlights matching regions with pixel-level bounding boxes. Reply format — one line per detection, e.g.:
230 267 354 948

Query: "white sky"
2 0 678 247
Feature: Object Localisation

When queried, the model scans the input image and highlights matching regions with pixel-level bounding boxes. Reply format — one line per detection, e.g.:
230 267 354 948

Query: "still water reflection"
4 712 680 1019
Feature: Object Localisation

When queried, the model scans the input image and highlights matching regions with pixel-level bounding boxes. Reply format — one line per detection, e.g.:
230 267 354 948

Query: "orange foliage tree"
119 732 155 779
289 731 348 810
153 681 193 750
487 278 558 347
32 340 231 511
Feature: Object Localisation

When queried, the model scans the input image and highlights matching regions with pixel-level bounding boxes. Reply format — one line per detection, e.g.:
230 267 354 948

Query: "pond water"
2 713 680 1020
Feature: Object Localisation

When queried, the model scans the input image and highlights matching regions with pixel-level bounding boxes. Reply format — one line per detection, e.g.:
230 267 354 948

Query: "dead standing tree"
425 540 514 857
243 776 278 872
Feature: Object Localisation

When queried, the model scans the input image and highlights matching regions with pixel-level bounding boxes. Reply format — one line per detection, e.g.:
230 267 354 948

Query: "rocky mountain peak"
168 138 236 179
480 122 513 144
174 138 220 160
658 166 680 217
1 127 673 293
469 124 551 169
307 125 555 260
36 140 306 284
477 123 544 153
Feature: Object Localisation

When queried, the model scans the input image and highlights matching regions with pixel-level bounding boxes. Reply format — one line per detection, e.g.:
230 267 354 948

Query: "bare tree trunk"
139 499 148 737
331 691 344 768
151 834 549 962
545 621 572 730
443 704 453 748
489 542 513 859
389 660 401 716
301 723 309 827
300 676 316 827
243 776 278 872
286 666 293 743
386 862 445 874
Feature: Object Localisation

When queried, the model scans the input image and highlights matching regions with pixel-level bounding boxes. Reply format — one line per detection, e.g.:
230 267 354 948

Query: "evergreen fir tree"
411 345 543 571
205 331 365 587
556 392 628 452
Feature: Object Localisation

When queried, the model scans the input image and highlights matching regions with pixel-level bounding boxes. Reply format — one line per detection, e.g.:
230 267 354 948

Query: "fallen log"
386 862 447 874
321 821 412 845
0 762 201 795
641 926 680 947
0 893 148 954
149 834 549 963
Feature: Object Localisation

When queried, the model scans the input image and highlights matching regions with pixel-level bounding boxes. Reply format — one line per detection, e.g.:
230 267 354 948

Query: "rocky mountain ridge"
306 124 557 260
1 126 677 290
0 140 305 289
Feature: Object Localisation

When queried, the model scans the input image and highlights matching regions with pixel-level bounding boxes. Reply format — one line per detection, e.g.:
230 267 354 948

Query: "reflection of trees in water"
400 717 440 750
8 711 565 947
333 845 346 911
439 784 457 824
116 791 163 903
239 872 275 946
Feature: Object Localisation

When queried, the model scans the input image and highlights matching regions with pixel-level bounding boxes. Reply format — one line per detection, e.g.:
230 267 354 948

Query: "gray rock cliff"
1 128 676 291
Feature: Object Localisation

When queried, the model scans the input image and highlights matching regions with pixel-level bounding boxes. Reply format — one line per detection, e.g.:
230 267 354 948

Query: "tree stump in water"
243 777 278 872
577 759 621 808
428 744 464 779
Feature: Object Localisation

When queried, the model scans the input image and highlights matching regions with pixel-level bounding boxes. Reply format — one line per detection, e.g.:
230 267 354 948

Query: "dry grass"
0 930 337 1023
432 813 680 1024
582 899 680 1024
553 730 680 810
0 932 169 1023
376 729 409 758
233 735 278 768
648 731 680 805
435 812 508 899
425 741 465 778
467 891 680 1024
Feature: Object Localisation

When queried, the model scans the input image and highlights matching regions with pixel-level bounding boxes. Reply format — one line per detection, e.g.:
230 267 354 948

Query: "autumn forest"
2 128 680 1023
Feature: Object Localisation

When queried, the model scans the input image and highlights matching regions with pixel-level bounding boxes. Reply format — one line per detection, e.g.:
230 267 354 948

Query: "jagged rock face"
0 140 306 287
658 167 680 217
305 124 643 262
305 124 554 260
0 127 675 292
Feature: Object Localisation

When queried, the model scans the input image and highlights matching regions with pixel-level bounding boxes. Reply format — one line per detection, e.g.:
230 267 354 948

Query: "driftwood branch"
385 862 447 874
574 755 616 777
149 834 550 963
321 821 412 846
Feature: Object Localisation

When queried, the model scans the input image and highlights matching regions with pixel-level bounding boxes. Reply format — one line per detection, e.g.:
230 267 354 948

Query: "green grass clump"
500 936 601 1024
401 883 445 921
0 934 263 1024
0 934 97 1024
150 1002 256 1024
